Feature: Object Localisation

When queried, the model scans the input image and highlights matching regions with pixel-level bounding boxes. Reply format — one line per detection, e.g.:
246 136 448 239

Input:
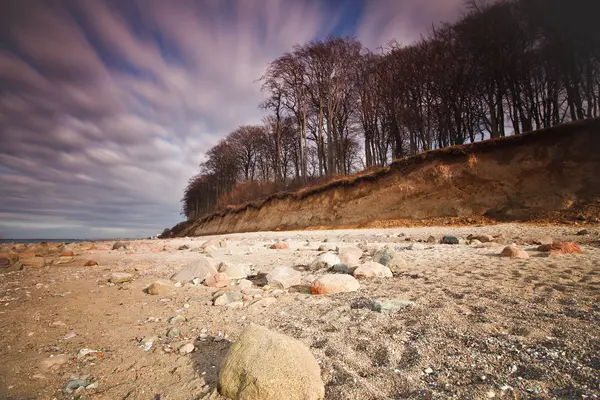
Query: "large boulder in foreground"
171 257 217 283
218 324 324 400
310 274 360 295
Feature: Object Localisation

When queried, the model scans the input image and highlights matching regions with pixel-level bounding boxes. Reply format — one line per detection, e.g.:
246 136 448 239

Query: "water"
0 238 125 245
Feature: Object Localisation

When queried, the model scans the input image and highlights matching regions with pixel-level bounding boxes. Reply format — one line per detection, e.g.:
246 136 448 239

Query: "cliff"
180 119 600 236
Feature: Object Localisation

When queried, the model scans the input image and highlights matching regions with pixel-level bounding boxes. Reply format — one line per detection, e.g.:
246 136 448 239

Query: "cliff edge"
179 119 600 236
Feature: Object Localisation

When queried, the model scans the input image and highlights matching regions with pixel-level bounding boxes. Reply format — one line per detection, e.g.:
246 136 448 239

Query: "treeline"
182 0 600 220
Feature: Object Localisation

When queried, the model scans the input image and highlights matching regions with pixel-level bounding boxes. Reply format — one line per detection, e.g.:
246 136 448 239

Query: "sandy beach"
0 223 599 399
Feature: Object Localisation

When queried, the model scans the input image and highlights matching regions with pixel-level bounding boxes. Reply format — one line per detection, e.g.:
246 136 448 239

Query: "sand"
0 223 599 399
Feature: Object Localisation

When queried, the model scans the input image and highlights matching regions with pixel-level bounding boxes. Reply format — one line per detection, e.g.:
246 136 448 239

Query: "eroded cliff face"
182 119 600 236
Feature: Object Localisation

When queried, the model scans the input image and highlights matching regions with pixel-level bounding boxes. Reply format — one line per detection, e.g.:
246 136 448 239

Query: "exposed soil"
179 118 600 237
1 223 599 399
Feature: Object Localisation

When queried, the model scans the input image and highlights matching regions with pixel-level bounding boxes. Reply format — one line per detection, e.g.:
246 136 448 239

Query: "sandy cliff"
181 119 600 236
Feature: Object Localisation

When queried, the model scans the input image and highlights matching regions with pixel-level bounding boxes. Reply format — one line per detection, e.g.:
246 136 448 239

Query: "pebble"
310 253 342 271
353 261 393 279
214 292 243 306
310 274 360 295
250 297 277 308
41 354 69 369
64 331 76 340
270 242 289 250
109 272 133 284
424 367 434 375
167 327 181 338
147 279 175 296
408 242 425 251
179 343 195 354
441 236 459 245
500 245 530 259
372 298 415 314
64 379 92 393
77 348 99 358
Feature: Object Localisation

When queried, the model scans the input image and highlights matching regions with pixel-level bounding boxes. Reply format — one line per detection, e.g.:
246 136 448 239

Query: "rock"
147 279 175 296
317 243 338 252
201 239 225 249
408 243 426 251
60 250 74 257
218 324 324 400
109 272 133 284
112 241 130 250
171 257 218 283
251 297 277 308
204 272 230 288
214 292 243 306
84 260 98 267
331 263 357 275
441 236 459 245
77 348 99 358
353 261 393 279
220 263 250 279
537 242 583 254
338 246 362 265
425 235 436 243
225 301 244 309
471 234 494 243
140 335 159 351
372 246 396 266
266 267 302 289
372 246 406 272
576 229 589 235
64 379 92 393
169 315 187 324
53 256 74 265
310 253 341 271
179 343 196 354
536 236 554 245
500 245 530 259
167 327 181 338
20 257 46 268
270 242 289 250
310 274 360 295
236 279 254 290
372 298 415 314
41 354 69 370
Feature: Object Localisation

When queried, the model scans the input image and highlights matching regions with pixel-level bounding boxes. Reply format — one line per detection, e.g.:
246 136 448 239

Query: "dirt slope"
183 119 600 237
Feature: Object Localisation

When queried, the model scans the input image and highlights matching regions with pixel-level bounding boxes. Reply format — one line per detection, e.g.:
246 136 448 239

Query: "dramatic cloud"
0 0 465 239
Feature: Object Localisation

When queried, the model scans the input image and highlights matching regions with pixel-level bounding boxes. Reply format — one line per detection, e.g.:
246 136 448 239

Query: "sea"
0 238 135 244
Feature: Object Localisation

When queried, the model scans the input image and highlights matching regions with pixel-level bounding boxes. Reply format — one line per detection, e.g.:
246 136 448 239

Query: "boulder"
309 253 341 271
204 272 230 288
171 257 218 283
426 235 437 243
338 246 362 265
218 324 324 400
0 253 23 273
84 260 98 267
266 267 302 289
147 279 175 296
60 251 74 257
537 242 583 254
500 245 530 259
310 274 360 295
353 261 393 279
270 242 289 250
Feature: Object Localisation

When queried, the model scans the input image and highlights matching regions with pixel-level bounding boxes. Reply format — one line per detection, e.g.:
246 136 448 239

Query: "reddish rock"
204 272 230 288
84 260 99 267
537 242 582 254
310 274 360 295
500 245 529 259
270 242 289 250
60 251 74 257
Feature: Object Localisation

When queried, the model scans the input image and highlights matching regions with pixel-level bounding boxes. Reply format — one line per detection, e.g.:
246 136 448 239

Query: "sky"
0 0 466 239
